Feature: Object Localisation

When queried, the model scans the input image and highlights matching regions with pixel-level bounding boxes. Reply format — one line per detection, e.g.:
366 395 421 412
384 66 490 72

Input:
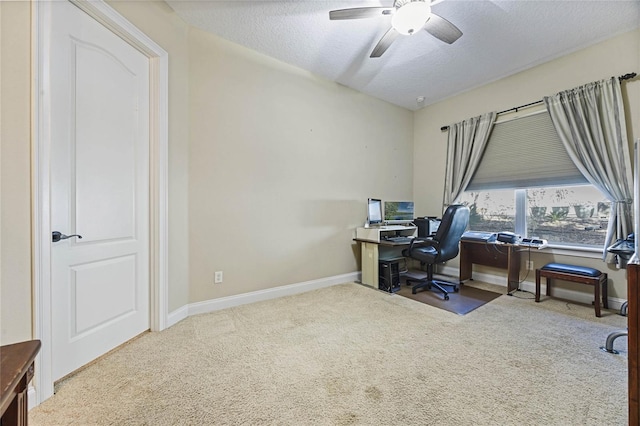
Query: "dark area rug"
396 276 502 315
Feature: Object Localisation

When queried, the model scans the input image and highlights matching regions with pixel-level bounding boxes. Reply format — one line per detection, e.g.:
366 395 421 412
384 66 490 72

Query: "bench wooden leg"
535 267 607 318
545 277 551 296
595 278 601 317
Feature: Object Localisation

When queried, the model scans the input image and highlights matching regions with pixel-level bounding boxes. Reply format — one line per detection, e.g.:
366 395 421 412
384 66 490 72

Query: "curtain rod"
440 71 637 132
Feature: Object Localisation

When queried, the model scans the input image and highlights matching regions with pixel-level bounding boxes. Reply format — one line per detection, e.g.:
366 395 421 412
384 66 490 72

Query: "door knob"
52 231 83 243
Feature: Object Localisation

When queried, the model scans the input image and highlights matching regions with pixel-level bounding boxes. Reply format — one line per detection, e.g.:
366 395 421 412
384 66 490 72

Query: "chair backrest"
433 204 470 262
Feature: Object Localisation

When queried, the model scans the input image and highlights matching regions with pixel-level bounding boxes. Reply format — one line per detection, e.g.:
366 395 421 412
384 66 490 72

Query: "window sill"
541 244 604 259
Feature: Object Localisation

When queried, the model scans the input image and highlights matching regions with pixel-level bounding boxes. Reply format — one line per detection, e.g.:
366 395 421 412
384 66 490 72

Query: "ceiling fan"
329 0 462 58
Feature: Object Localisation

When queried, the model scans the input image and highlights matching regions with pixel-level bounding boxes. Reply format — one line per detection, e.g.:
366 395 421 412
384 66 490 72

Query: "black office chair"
402 204 470 300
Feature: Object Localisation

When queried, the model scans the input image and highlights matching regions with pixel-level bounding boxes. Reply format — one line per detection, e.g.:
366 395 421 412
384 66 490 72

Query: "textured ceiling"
165 0 640 111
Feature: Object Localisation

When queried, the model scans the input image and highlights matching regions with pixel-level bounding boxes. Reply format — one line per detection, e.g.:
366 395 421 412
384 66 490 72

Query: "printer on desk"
461 231 519 244
497 231 519 244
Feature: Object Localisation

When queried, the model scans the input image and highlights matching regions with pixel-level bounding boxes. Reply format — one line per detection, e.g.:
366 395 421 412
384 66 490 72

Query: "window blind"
466 110 587 190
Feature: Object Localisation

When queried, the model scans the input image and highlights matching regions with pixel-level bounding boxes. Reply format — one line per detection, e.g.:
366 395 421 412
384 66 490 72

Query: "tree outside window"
457 184 609 247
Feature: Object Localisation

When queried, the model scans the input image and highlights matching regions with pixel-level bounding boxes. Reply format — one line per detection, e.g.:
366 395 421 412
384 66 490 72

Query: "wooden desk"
459 240 521 293
1 340 41 426
355 239 408 287
354 225 417 288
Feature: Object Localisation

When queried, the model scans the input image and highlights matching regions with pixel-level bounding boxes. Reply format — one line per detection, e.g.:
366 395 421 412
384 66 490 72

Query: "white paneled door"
50 1 150 381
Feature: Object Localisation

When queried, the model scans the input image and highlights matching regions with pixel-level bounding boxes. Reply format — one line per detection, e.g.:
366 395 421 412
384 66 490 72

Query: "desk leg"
459 242 472 282
360 242 379 288
507 246 521 293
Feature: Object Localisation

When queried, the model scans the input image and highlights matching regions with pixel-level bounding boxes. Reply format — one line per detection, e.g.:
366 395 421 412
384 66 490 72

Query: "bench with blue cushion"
535 262 608 317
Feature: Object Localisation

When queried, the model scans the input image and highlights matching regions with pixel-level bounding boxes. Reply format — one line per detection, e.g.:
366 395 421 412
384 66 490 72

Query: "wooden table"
1 340 41 426
459 240 521 293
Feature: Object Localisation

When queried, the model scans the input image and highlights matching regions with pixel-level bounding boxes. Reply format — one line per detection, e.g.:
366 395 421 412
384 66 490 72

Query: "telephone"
607 233 635 261
497 232 519 244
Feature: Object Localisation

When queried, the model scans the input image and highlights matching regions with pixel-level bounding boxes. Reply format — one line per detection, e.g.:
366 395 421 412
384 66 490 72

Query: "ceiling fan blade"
329 7 393 20
424 13 462 44
370 27 399 58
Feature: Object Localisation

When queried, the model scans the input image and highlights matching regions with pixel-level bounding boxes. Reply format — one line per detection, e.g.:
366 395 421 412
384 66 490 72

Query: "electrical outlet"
526 261 534 271
214 271 223 284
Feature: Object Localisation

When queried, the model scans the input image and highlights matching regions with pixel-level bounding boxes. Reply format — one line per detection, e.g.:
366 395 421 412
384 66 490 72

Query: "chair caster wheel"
444 295 450 300
453 287 459 292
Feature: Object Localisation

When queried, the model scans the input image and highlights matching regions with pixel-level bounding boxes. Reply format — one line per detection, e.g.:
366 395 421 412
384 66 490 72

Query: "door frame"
31 0 169 404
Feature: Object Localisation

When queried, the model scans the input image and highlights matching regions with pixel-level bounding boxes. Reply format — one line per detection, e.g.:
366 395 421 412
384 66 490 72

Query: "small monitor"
367 198 383 226
384 201 414 224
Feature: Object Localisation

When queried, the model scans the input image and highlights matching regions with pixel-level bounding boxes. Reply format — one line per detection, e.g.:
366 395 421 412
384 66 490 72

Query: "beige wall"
413 29 640 300
187 28 413 302
0 0 412 342
0 1 32 344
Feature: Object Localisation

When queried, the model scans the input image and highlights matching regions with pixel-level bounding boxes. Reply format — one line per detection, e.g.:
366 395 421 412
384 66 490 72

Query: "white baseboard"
167 305 189 328
28 386 37 410
438 265 626 311
184 272 359 318
161 266 627 329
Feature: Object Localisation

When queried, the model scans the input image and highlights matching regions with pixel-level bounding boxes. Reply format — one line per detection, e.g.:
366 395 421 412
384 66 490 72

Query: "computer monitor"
384 201 414 224
367 198 383 226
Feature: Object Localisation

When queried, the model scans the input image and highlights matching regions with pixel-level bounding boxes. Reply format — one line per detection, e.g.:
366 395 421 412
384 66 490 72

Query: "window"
460 189 515 232
458 186 610 247
455 109 610 248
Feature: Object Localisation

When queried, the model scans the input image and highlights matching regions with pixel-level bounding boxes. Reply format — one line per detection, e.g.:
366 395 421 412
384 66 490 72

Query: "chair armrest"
408 236 439 251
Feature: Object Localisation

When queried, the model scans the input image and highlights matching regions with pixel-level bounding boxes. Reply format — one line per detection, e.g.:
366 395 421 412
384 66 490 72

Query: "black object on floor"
396 278 501 315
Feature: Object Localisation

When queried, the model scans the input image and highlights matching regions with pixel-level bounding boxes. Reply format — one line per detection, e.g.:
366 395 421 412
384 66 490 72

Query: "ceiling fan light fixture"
391 1 431 35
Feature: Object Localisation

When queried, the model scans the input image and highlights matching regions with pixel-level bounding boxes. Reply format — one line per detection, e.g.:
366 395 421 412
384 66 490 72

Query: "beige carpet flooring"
30 282 628 425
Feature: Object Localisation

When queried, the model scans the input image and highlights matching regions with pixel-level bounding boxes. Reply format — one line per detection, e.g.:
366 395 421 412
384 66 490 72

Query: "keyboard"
384 236 413 244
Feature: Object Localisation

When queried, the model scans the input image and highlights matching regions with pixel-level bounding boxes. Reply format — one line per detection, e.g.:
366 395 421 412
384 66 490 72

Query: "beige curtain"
443 112 497 207
544 78 633 264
